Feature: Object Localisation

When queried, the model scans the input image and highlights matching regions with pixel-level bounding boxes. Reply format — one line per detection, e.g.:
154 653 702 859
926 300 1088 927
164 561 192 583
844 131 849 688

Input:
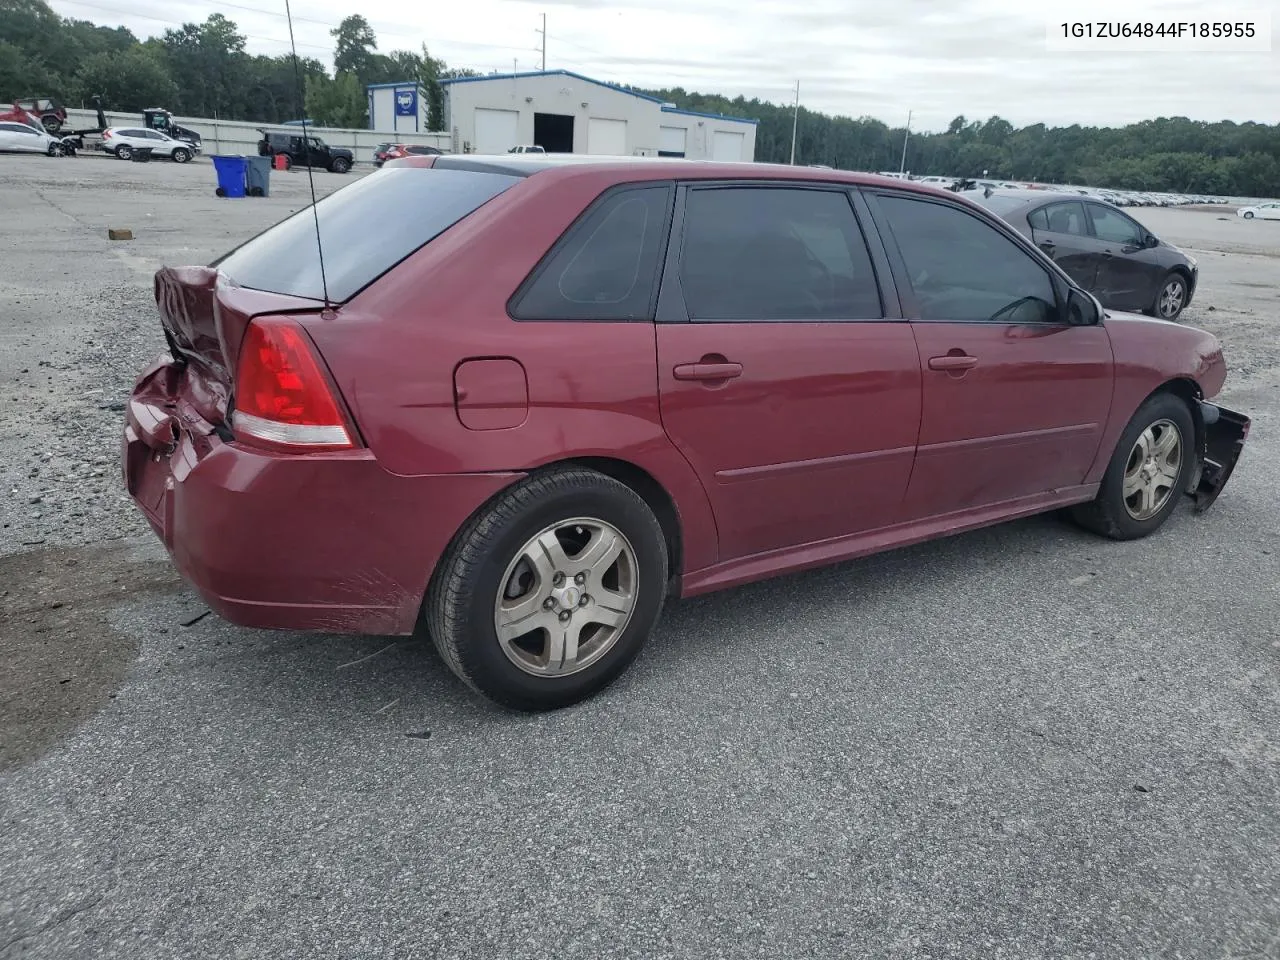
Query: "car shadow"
109 508 1124 734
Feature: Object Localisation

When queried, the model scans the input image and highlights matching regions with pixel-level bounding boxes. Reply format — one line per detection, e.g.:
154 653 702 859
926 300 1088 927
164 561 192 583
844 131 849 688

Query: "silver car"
0 120 62 155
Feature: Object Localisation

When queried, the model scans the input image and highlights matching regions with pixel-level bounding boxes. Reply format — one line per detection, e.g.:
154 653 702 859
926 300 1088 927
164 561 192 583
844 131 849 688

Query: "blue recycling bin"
211 155 247 198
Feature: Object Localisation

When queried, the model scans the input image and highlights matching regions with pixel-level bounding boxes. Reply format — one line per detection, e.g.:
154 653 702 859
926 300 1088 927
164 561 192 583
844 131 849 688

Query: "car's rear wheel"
115 144 133 161
1069 392 1195 540
425 467 669 711
41 116 61 134
172 147 191 164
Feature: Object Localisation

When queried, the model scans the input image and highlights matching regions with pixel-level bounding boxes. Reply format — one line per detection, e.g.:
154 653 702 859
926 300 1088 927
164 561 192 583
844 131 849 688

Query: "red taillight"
103 130 112 139
232 319 354 451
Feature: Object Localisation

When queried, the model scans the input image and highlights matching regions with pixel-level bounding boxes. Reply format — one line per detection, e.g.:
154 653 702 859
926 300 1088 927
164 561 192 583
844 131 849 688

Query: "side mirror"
1066 287 1102 326
1146 233 1160 248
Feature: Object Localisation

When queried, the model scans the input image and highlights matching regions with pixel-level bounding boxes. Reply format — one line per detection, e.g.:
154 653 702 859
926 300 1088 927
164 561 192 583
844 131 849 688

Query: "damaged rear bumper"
1191 401 1250 512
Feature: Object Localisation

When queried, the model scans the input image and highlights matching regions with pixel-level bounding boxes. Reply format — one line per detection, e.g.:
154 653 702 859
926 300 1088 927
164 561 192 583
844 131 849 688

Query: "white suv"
102 127 194 163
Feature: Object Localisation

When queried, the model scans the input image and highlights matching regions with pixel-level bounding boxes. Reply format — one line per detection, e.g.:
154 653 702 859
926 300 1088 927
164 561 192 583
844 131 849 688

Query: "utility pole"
789 80 800 165
536 13 546 71
899 109 912 175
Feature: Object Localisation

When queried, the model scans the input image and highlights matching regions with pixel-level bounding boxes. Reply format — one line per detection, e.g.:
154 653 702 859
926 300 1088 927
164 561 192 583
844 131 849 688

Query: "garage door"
659 125 687 157
712 130 744 162
586 117 627 156
474 108 519 154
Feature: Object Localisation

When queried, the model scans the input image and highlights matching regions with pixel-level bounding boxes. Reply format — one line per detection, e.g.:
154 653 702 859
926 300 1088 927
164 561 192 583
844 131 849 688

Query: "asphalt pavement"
1 155 1277 960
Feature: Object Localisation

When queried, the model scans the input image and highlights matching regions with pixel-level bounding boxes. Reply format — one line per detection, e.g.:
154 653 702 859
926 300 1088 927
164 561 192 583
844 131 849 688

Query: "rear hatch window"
213 167 522 302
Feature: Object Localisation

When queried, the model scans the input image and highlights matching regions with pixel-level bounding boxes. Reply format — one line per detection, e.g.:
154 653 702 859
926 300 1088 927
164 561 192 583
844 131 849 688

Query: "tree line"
1 0 1275 196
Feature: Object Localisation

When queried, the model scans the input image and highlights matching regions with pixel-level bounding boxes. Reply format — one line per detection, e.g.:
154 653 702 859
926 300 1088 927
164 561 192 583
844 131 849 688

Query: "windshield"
213 167 521 302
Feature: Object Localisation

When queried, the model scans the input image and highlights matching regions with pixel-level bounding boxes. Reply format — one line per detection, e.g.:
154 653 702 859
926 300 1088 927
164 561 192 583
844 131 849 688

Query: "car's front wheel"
425 467 669 710
1149 272 1188 321
330 156 351 173
1243 211 1255 219
1069 392 1195 540
115 144 133 160
171 147 191 164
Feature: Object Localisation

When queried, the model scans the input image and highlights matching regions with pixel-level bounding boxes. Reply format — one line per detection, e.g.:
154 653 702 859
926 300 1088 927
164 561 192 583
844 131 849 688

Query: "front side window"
877 194 1058 324
511 185 672 321
1087 203 1143 245
679 186 883 321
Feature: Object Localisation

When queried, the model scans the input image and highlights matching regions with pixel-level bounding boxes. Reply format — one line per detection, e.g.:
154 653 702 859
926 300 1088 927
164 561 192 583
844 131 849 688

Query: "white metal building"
366 81 431 134
439 70 758 161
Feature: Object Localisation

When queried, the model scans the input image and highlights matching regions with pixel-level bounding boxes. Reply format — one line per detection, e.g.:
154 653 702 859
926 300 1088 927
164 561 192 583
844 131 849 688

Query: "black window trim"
506 180 677 323
1083 200 1145 246
864 188 1077 327
655 180 899 325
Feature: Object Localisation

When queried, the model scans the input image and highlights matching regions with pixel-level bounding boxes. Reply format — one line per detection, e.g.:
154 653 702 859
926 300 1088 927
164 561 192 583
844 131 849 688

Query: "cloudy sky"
50 0 1278 131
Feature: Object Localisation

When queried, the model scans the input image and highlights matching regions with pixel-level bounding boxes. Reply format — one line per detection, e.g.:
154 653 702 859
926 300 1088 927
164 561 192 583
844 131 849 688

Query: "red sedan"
123 156 1249 710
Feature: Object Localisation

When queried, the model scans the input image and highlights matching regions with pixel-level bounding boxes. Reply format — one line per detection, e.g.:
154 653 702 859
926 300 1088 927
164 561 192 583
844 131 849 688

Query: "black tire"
1069 392 1195 540
171 147 191 164
330 156 351 174
1243 211 1255 219
1147 272 1188 321
215 187 226 197
46 140 62 157
425 467 669 711
41 116 61 134
115 144 132 161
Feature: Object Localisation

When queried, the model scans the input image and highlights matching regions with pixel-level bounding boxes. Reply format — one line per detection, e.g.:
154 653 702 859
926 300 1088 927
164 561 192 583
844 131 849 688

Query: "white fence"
54 107 452 165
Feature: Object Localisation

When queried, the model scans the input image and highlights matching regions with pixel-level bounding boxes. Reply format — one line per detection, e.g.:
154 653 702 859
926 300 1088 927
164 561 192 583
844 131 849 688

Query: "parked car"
372 142 394 166
123 156 1249 710
507 145 546 154
971 189 1198 320
257 130 353 173
1237 202 1280 220
0 119 64 155
376 143 444 167
101 127 195 163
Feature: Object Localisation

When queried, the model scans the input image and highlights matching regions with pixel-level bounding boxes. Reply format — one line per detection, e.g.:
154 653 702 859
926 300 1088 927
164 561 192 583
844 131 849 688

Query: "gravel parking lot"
1 154 1278 960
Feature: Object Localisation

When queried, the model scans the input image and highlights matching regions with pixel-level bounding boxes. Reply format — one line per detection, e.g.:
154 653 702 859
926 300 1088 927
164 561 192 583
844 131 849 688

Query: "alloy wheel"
1158 279 1185 319
1122 419 1182 520
493 518 638 677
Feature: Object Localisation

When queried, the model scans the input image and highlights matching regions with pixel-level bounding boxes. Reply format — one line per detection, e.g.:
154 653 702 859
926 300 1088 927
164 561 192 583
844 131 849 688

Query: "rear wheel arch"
560 457 683 587
418 456 685 628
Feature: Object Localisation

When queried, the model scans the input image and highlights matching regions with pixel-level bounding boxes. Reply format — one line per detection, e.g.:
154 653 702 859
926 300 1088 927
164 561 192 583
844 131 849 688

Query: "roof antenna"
283 0 331 308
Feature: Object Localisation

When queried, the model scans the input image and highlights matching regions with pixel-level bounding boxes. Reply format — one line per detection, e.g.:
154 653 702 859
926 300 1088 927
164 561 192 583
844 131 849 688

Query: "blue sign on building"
395 89 417 117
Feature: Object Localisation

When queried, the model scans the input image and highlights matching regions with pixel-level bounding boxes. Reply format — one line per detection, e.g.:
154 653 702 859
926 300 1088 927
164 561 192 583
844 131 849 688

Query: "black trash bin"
130 147 153 163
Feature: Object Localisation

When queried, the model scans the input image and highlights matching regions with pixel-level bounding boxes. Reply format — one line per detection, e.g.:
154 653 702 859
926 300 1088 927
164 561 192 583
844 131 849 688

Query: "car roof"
970 188 1111 207
427 153 960 196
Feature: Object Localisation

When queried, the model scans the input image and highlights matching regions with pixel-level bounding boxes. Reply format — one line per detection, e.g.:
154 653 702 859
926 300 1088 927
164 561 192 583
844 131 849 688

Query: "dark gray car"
968 190 1198 320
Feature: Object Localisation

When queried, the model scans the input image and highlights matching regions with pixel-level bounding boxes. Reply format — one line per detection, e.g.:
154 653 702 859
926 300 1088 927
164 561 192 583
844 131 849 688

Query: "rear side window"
510 184 673 321
213 167 521 302
1037 201 1088 236
679 186 883 321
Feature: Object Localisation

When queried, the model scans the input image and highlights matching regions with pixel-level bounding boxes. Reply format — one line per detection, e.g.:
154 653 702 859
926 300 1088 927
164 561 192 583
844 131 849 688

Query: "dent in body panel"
1083 313 1226 484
